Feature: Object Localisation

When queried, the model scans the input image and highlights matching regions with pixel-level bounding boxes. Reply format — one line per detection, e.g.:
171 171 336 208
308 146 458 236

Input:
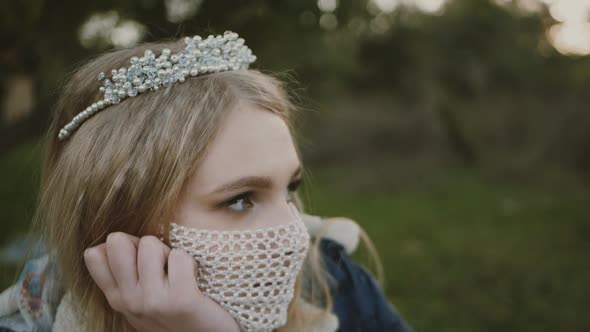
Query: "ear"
301 213 361 255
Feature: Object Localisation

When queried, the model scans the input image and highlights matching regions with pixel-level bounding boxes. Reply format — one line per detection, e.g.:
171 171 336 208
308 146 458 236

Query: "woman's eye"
286 178 303 201
225 193 254 213
224 179 303 212
288 178 303 192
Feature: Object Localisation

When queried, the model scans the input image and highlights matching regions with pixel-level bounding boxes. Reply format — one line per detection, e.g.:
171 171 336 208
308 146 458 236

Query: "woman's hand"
83 232 241 332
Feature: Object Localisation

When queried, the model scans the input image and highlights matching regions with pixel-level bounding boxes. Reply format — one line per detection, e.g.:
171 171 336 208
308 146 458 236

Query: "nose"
262 194 300 227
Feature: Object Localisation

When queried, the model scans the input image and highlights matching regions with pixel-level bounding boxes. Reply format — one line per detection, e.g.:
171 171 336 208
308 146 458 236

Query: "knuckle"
83 247 98 262
138 235 161 251
106 232 126 245
141 234 159 243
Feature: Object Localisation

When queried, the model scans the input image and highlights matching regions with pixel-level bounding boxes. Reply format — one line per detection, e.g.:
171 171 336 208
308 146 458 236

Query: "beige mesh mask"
169 209 310 332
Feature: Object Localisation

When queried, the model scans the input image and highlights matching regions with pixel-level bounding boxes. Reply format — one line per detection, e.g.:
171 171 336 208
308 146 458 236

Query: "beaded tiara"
57 30 257 141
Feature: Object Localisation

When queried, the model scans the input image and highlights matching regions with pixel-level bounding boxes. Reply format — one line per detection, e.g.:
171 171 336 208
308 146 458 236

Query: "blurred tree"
2 0 590 177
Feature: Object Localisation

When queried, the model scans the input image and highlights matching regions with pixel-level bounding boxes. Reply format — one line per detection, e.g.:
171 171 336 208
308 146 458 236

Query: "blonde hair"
31 38 384 331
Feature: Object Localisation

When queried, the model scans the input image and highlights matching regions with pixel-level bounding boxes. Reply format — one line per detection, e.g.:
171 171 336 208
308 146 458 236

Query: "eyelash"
223 178 303 213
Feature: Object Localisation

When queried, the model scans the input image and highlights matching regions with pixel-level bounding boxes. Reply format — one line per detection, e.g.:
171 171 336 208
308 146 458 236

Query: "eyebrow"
210 164 303 195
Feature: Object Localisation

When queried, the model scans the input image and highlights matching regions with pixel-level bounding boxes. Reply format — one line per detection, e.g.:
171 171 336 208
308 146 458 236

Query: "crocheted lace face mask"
169 212 310 332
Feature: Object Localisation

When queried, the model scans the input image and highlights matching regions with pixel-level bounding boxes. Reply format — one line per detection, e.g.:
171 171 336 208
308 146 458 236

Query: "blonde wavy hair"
31 38 384 331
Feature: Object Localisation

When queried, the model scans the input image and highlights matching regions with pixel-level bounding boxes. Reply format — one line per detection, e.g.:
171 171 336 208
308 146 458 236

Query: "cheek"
174 200 232 230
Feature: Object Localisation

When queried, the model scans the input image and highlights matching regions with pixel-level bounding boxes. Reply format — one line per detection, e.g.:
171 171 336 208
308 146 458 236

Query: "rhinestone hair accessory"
57 30 256 141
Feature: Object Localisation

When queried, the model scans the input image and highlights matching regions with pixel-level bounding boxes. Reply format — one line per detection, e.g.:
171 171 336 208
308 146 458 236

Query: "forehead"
190 101 300 193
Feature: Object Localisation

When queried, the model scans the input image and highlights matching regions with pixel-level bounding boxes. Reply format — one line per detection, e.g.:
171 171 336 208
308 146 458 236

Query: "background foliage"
1 0 589 330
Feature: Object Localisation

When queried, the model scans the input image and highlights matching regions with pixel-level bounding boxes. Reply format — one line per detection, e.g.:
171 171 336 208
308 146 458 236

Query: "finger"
167 249 198 289
105 232 140 290
84 243 118 294
137 236 171 289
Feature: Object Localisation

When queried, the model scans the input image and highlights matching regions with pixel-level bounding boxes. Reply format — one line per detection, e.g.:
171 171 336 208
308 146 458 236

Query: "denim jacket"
319 237 412 332
0 215 412 332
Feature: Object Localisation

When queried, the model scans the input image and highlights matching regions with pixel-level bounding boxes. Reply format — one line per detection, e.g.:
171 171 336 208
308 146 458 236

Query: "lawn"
303 166 590 332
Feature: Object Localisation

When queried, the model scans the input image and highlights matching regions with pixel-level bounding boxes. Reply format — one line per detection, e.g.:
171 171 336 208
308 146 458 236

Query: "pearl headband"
58 31 257 141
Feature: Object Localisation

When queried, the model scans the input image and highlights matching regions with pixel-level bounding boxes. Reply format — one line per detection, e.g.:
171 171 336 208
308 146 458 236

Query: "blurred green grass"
303 167 590 332
1 140 589 331
0 139 41 242
0 139 42 287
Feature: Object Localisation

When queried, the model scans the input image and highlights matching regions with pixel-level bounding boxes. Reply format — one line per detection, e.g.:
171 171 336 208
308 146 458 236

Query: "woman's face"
174 101 303 231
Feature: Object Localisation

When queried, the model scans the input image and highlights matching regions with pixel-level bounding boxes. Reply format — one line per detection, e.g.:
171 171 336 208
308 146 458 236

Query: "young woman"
0 31 412 332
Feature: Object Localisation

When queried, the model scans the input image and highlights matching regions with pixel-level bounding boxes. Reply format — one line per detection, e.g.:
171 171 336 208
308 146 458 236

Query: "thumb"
167 248 199 289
